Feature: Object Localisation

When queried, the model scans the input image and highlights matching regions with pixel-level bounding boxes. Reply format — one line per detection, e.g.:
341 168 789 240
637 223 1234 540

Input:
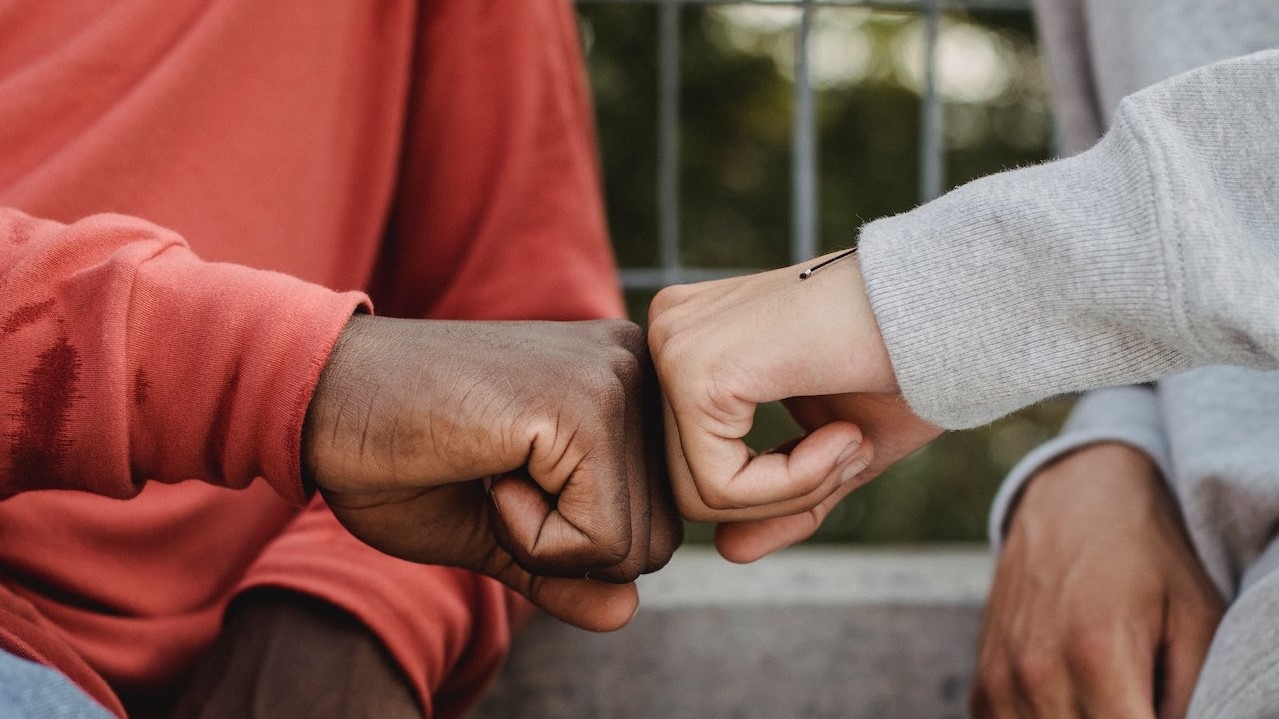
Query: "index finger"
1067 626 1159 719
664 376 866 512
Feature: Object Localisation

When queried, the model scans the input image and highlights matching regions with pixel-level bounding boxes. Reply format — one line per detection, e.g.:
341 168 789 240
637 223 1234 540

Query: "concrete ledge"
472 546 993 719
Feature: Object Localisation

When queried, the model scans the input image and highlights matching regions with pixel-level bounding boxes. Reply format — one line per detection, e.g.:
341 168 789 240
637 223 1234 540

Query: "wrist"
302 313 375 493
843 257 897 393
809 255 896 394
1012 441 1163 532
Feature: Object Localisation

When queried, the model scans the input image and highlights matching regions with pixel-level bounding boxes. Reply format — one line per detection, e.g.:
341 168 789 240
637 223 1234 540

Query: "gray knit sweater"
857 7 1279 431
857 0 1279 600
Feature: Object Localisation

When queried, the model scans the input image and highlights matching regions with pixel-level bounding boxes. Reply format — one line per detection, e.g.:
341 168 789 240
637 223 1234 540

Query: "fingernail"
840 457 871 485
836 440 862 467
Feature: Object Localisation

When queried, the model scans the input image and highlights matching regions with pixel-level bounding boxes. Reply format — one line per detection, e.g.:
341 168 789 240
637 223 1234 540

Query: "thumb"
713 463 868 563
478 544 640 632
524 577 640 633
713 435 875 563
714 512 823 564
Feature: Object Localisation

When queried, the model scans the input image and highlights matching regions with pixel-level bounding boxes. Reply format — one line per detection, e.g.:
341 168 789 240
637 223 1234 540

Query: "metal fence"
577 0 1032 289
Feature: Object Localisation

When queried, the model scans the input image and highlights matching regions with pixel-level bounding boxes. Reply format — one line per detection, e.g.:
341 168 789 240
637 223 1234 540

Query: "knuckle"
649 284 690 319
604 345 642 387
690 482 736 512
974 655 1013 703
645 531 683 574
646 315 670 353
700 493 735 512
650 331 701 386
594 372 630 416
1011 643 1060 692
590 317 639 341
573 363 628 411
1062 626 1118 675
659 329 694 362
608 318 647 354
674 494 721 522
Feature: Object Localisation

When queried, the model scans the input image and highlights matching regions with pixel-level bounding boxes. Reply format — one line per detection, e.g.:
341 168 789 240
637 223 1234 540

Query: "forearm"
0 208 366 501
860 50 1279 429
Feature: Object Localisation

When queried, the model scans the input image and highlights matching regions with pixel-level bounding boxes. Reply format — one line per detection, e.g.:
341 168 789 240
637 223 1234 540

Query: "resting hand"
647 252 893 524
971 443 1224 719
303 316 681 631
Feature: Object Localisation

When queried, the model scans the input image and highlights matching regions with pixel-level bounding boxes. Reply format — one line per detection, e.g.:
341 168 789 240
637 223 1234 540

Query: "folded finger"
713 438 878 563
478 541 640 632
490 459 631 577
1067 626 1158 719
677 399 867 512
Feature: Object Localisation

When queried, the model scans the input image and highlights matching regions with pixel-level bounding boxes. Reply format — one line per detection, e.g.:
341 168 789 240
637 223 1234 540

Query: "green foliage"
581 3 1068 543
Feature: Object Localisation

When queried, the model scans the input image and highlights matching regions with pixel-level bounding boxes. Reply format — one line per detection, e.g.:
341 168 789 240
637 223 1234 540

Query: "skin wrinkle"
555 428 617 553
401 353 430 459
1 299 56 337
322 320 372 473
325 377 352 463
419 371 443 477
7 335 81 491
386 402 402 482
521 419 599 563
356 383 380 460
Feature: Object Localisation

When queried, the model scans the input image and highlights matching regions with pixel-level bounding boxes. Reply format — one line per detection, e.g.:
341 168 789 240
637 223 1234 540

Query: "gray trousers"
1190 537 1279 718
0 650 112 718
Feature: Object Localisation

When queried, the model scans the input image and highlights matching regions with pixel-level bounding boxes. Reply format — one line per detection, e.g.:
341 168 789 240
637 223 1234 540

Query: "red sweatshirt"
0 1 623 716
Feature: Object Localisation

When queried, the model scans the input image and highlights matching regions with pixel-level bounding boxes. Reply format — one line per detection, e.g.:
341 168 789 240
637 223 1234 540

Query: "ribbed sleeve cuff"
987 385 1170 551
121 239 369 504
857 113 1192 429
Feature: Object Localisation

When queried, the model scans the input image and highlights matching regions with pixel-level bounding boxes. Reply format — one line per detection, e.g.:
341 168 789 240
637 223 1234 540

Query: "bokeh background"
577 2 1074 544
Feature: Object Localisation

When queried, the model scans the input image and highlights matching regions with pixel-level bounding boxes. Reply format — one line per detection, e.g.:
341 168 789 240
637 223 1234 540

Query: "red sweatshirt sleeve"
0 209 368 504
236 2 622 716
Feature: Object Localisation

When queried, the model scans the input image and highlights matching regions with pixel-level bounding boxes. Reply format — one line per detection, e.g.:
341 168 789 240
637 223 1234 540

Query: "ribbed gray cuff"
858 112 1192 429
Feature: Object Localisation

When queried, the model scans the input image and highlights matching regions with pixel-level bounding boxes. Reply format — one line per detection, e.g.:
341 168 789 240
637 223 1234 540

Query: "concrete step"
471 546 993 719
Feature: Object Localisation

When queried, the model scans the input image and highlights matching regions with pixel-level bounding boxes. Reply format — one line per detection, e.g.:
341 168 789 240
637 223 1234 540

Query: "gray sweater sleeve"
858 50 1279 430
